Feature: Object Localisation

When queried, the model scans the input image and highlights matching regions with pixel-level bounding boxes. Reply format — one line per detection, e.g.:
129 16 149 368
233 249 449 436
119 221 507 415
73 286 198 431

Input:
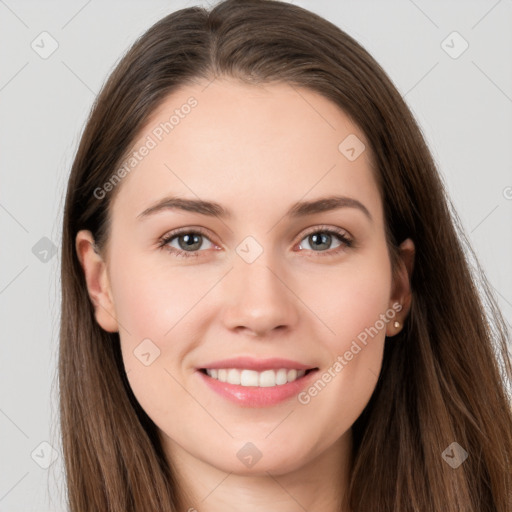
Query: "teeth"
205 368 307 387
227 368 240 385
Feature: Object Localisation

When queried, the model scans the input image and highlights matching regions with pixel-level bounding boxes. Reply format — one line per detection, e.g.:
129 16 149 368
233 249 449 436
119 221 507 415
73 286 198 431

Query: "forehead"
109 78 382 225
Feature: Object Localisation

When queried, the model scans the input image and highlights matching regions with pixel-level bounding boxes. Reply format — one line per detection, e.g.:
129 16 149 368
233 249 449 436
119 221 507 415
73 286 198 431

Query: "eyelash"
157 225 354 259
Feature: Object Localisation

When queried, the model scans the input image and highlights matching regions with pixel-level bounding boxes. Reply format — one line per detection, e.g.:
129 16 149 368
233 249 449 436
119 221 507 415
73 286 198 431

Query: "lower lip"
196 369 319 407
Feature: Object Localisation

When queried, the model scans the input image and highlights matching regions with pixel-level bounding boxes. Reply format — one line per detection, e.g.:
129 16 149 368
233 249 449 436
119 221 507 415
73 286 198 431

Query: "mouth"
198 367 318 387
195 356 319 407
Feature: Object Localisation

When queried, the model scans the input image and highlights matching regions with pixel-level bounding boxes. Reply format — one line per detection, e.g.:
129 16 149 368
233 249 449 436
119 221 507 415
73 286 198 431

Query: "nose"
221 255 300 338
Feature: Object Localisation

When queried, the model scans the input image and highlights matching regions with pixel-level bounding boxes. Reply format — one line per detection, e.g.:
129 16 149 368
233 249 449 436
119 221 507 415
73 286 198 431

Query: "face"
77 78 413 478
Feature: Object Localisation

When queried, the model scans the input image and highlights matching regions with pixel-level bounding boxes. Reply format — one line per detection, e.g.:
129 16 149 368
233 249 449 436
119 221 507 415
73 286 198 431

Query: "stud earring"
393 321 400 328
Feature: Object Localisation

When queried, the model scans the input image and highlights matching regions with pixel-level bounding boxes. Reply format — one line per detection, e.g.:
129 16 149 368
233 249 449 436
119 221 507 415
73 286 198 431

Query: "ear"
386 238 415 337
75 230 119 333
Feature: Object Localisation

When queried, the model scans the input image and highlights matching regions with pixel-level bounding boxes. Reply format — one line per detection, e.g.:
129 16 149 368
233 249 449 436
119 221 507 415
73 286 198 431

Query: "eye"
158 225 354 259
296 226 353 257
158 228 216 258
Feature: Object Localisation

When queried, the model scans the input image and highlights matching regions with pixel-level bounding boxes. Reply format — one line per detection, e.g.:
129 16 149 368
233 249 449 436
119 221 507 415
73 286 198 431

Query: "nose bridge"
221 242 300 336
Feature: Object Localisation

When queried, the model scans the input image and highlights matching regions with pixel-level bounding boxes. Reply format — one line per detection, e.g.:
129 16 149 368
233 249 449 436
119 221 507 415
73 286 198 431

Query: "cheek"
109 252 218 391
304 251 392 353
109 248 208 341
109 259 197 422
294 250 392 425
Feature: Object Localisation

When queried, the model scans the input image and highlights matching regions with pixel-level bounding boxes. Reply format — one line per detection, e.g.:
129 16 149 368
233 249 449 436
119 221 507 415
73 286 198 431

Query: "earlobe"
75 230 119 333
386 238 415 337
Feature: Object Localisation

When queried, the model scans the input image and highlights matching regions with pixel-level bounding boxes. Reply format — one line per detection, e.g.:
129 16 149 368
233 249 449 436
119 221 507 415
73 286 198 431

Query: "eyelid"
297 224 352 243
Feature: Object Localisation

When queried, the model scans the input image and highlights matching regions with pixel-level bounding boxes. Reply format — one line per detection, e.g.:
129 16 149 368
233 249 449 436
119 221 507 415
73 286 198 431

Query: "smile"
197 367 319 407
202 368 314 387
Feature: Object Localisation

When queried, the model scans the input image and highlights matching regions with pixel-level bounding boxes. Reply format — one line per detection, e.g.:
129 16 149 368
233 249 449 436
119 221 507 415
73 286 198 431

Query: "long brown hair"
59 0 512 510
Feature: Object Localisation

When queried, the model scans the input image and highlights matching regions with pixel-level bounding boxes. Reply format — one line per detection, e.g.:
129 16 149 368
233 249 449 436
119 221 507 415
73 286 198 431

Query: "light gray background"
1 0 511 510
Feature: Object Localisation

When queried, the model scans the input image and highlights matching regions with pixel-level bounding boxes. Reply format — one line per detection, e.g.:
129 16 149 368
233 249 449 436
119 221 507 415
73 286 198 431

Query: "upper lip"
198 357 317 371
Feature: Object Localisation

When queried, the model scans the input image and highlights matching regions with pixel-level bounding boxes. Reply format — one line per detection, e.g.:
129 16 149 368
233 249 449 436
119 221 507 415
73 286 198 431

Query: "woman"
60 0 512 510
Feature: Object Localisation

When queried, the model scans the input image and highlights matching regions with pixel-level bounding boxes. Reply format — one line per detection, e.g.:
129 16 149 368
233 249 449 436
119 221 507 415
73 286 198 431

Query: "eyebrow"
137 195 372 222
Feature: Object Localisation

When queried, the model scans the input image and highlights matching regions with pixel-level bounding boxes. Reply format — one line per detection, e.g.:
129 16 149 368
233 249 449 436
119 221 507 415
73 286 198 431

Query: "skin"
76 78 414 512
